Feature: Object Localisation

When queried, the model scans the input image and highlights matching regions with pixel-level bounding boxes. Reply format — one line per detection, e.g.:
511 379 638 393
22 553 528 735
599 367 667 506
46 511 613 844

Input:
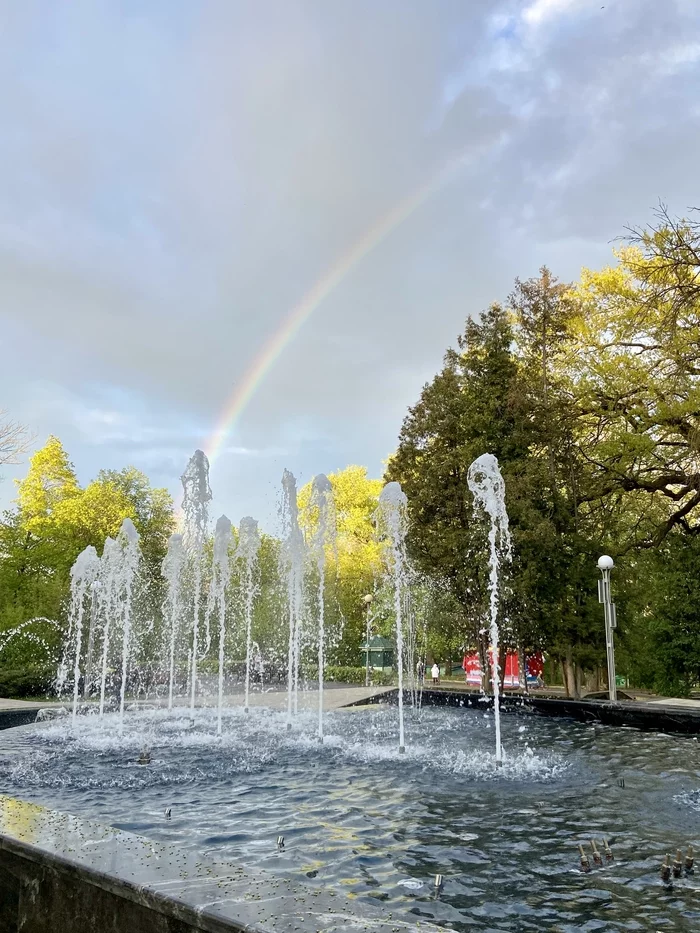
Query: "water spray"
467 454 512 765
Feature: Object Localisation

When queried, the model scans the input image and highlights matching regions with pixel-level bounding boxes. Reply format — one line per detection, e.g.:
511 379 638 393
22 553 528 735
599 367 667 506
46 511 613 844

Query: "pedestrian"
431 662 440 686
416 659 425 685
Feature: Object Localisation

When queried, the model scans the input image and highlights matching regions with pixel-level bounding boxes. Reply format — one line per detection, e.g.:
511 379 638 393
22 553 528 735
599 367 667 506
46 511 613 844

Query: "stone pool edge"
361 688 700 734
0 795 437 933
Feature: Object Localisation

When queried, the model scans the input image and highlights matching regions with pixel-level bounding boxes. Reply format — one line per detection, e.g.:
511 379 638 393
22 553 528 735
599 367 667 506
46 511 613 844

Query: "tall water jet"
238 517 261 713
117 519 141 727
67 546 100 725
280 470 305 728
467 453 512 765
162 533 186 710
181 450 212 718
98 536 119 716
210 515 233 734
309 474 336 743
378 482 409 753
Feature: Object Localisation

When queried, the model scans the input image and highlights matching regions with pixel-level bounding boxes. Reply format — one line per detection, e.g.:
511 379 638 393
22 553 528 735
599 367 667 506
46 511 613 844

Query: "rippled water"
2 702 700 932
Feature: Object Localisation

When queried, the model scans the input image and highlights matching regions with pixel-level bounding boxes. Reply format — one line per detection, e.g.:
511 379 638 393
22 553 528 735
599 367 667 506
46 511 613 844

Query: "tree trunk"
562 647 580 699
478 632 490 694
518 643 528 693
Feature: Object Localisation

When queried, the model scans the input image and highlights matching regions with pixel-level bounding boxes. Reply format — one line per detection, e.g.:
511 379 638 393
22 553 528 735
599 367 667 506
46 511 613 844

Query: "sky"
1 0 700 530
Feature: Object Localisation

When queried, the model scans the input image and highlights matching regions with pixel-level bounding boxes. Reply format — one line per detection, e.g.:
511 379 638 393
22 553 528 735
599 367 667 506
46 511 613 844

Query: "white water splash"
162 533 186 710
116 519 141 729
280 470 305 727
238 517 261 713
67 546 101 725
378 481 409 753
467 453 512 764
181 450 212 717
309 474 337 742
210 515 233 734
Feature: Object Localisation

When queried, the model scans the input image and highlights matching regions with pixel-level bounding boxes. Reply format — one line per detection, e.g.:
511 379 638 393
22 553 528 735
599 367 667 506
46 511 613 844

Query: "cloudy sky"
1 0 699 529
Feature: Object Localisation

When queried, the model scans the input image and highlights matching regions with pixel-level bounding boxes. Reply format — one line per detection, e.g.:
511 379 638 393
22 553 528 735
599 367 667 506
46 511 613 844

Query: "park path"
0 685 393 714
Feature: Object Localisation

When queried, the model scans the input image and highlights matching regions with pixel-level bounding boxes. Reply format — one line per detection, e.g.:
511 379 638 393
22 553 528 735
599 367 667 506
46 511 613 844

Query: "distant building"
360 636 395 671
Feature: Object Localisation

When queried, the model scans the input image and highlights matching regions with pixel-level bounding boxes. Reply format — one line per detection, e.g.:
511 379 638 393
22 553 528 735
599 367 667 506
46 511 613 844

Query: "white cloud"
522 0 587 27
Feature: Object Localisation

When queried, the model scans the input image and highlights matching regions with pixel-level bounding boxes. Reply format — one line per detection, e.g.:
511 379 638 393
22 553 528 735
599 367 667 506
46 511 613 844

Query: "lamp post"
362 594 374 687
597 555 617 702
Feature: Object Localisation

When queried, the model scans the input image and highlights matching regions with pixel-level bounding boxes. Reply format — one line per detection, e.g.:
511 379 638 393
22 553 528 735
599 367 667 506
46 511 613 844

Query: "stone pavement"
0 685 392 715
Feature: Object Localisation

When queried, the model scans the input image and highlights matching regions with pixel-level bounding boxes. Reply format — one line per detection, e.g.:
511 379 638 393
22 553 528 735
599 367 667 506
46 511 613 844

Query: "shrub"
303 664 394 686
0 664 56 699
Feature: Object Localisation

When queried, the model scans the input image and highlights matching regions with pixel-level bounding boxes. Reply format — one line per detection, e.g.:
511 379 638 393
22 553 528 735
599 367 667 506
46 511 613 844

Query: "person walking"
431 662 440 686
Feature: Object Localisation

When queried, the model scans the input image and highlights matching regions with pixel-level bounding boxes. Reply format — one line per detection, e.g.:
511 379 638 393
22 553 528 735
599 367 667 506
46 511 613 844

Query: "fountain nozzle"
434 874 443 891
591 840 602 866
685 845 694 872
137 748 151 765
660 854 672 883
399 745 405 754
578 845 590 872
277 835 285 849
164 807 172 820
603 839 613 862
673 849 683 878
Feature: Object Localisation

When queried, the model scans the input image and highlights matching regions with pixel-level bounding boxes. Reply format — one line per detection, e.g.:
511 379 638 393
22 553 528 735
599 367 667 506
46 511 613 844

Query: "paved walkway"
0 685 392 715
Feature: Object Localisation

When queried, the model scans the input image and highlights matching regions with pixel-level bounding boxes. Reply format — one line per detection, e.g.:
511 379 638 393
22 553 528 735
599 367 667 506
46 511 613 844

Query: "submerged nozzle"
591 840 602 866
578 845 590 873
685 845 694 872
164 807 172 820
673 849 683 878
137 748 151 765
277 835 285 849
434 874 443 891
603 839 613 862
660 854 672 883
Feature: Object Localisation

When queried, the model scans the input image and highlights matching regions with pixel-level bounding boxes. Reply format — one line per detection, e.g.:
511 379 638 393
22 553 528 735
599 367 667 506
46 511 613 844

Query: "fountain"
210 515 233 734
66 546 100 725
162 532 185 710
180 450 212 718
377 481 409 753
467 453 512 764
308 474 337 743
280 470 305 728
5 449 700 933
238 516 261 713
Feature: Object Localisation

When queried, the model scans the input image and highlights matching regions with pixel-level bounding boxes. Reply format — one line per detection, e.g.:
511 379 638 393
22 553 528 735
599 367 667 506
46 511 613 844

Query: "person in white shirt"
431 663 440 685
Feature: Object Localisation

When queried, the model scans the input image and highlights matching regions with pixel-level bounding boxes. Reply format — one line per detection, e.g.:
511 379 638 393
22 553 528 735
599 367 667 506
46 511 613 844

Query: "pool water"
2 702 700 932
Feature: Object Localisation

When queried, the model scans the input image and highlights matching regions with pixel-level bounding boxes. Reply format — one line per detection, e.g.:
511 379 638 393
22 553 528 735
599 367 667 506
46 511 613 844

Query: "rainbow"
204 155 468 466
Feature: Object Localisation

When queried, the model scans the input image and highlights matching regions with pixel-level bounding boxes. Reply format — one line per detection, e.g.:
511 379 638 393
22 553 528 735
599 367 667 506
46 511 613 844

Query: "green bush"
303 664 394 686
0 664 55 699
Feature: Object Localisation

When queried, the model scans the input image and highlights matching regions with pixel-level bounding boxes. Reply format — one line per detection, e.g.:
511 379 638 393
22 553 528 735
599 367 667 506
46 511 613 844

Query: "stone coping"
367 688 700 734
0 795 439 933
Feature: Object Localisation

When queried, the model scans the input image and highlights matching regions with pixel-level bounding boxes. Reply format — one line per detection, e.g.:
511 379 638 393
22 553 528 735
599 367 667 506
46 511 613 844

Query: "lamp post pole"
362 594 374 687
597 555 617 702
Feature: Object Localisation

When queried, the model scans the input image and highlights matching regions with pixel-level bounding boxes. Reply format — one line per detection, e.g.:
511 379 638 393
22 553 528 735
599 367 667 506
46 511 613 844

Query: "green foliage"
303 665 394 686
0 438 175 677
0 664 55 699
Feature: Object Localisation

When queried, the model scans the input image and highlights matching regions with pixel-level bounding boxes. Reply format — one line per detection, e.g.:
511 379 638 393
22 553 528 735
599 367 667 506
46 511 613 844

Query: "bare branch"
0 410 34 467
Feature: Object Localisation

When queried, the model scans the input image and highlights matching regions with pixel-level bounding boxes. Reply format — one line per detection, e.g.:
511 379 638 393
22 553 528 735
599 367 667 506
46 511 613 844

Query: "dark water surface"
2 703 700 932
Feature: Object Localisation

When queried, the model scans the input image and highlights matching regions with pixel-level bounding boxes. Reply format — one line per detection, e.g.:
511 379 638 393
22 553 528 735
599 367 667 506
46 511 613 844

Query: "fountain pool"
2 703 700 932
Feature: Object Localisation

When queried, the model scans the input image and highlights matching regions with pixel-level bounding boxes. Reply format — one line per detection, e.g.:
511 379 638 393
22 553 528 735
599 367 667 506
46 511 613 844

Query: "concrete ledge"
0 708 43 732
369 687 700 734
0 795 433 933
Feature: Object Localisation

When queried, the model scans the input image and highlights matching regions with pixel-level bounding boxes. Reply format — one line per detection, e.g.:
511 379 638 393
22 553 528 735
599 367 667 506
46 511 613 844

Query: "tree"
97 466 175 568
0 409 33 471
570 208 700 548
298 465 383 664
386 304 530 681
